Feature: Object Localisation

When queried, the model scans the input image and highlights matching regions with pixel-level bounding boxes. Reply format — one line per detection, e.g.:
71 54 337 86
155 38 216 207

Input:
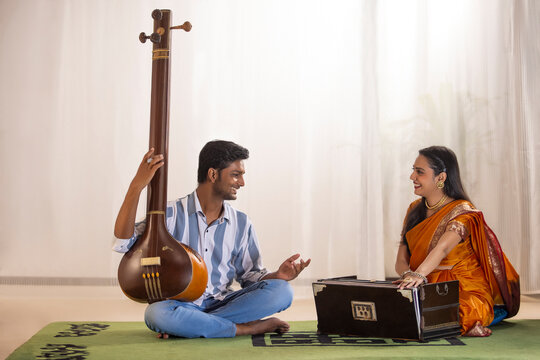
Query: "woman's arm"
398 230 461 289
395 243 411 276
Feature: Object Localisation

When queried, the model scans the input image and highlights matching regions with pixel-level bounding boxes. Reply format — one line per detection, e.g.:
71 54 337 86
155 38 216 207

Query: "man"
113 140 310 338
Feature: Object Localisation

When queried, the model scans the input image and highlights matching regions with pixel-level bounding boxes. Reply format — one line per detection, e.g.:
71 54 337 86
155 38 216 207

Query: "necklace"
425 194 448 211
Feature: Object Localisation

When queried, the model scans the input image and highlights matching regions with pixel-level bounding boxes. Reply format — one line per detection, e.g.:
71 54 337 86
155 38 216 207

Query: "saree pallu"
405 199 520 333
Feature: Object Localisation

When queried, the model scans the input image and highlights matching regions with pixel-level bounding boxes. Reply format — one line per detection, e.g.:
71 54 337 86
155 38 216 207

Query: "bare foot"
157 332 169 339
463 321 492 337
235 317 290 336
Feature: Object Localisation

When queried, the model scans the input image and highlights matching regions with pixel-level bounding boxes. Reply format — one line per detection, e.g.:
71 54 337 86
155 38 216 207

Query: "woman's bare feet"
157 332 169 339
235 317 290 336
463 321 492 337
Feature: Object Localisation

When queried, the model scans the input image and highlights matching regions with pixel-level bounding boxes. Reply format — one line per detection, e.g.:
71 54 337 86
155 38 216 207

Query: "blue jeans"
144 279 293 338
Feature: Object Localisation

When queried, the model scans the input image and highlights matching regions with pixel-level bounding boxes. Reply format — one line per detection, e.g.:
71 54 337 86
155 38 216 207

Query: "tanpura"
117 9 208 304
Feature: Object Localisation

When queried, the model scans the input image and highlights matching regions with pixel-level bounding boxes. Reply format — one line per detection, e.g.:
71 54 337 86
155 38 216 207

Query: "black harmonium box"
312 276 461 341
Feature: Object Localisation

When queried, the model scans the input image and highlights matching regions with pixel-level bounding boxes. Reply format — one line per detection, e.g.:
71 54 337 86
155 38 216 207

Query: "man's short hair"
197 140 249 183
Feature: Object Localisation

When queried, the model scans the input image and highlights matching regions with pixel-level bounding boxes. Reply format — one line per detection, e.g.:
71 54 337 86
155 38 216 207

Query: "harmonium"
312 276 461 341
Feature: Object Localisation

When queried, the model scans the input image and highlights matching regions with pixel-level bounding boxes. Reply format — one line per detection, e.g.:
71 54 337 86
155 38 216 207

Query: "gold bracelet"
409 272 428 284
400 270 412 279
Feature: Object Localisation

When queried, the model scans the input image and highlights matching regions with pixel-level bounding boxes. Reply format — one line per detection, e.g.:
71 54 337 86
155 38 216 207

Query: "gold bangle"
400 270 412 279
409 272 428 284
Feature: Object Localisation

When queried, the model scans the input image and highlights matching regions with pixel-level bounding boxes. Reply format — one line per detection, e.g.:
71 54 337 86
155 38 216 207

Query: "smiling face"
410 155 444 198
211 160 245 201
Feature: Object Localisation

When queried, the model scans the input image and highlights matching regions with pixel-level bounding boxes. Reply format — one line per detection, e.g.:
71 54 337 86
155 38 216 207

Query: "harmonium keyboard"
312 276 461 341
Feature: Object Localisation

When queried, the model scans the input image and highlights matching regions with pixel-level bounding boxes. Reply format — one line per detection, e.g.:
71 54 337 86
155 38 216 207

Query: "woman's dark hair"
197 140 249 184
402 146 470 245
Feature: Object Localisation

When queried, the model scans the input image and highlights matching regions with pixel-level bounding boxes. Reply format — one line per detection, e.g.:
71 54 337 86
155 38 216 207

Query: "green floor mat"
7 320 540 359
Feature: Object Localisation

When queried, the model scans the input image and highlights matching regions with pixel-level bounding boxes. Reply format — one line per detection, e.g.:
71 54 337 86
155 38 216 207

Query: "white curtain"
0 0 538 297
377 0 540 294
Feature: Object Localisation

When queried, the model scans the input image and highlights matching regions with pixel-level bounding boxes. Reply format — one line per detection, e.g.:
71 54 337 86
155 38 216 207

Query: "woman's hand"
394 272 426 289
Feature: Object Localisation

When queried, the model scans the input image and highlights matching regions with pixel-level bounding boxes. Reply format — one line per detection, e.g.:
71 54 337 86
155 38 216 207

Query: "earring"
436 181 444 189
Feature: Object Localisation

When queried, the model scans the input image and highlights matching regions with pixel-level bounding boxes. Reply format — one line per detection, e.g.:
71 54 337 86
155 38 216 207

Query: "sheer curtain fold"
509 0 540 293
0 0 537 294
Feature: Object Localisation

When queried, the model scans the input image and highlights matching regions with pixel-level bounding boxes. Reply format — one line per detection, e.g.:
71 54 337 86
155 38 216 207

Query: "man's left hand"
272 254 311 281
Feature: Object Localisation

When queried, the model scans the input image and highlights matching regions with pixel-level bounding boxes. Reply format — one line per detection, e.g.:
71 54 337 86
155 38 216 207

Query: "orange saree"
404 199 520 333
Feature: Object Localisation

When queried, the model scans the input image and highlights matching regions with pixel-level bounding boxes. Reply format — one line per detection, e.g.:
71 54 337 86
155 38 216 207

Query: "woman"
395 146 520 337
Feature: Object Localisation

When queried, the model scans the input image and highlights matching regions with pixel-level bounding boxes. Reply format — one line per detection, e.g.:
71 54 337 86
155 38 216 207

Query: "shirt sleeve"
112 220 147 253
235 221 268 287
112 200 179 253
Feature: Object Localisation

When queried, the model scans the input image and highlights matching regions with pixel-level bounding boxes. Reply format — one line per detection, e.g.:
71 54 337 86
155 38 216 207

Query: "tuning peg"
151 9 163 21
139 32 161 44
170 21 192 32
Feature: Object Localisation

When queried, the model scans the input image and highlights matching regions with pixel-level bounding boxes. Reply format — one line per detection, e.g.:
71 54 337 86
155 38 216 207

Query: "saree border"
427 201 480 254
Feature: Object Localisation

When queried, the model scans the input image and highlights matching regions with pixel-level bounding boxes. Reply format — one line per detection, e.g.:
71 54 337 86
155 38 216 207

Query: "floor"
1 285 539 360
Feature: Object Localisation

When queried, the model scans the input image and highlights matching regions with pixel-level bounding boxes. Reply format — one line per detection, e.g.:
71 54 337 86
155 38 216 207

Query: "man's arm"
114 148 164 238
234 219 310 284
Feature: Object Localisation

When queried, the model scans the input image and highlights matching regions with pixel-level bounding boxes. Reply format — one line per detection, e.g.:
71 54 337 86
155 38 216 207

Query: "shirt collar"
189 190 231 224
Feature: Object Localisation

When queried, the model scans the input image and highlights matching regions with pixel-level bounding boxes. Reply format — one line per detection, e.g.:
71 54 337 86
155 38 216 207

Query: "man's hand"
131 148 164 192
263 254 311 281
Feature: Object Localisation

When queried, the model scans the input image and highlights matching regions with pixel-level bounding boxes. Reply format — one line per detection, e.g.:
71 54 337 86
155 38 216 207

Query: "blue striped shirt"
113 191 268 306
